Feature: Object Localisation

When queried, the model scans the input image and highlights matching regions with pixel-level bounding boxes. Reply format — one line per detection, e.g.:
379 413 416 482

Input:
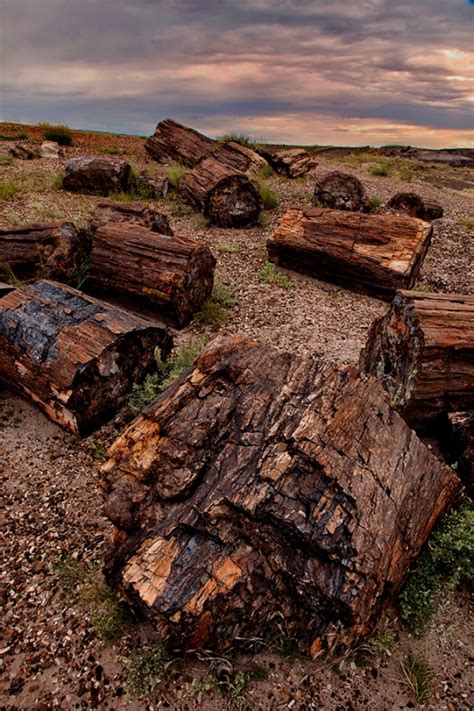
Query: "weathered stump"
89 223 215 327
145 119 215 167
0 281 172 434
267 208 432 299
100 335 460 655
89 201 173 235
258 146 317 178
0 222 86 283
313 171 370 212
63 157 132 196
360 291 474 429
387 192 443 221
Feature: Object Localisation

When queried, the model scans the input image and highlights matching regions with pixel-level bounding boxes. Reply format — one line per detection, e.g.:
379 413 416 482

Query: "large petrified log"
9 142 40 160
313 171 370 212
387 192 443 221
0 222 86 282
179 147 261 227
89 224 215 327
211 141 269 178
258 146 317 178
63 157 132 196
0 281 172 434
145 119 215 167
100 335 460 655
89 201 173 235
266 208 432 299
360 291 474 429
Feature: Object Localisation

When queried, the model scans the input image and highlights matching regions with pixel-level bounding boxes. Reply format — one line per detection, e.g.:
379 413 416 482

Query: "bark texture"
145 119 215 168
101 335 460 655
258 147 317 178
267 208 432 300
89 201 173 235
63 157 132 196
360 291 474 429
89 224 215 327
313 172 370 212
387 192 443 221
211 141 269 178
0 281 172 434
0 222 87 283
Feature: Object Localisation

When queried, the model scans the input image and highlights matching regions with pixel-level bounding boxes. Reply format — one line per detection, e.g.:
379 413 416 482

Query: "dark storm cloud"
1 0 473 145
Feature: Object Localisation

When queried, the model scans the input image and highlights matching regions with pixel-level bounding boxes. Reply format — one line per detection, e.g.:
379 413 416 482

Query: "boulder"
39 141 64 159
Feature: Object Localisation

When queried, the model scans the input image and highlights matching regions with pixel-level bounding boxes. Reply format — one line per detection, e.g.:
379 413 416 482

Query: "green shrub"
460 220 474 230
167 163 187 189
128 643 170 694
0 155 13 166
260 261 291 289
258 183 279 210
197 282 235 328
399 652 433 705
370 162 390 176
218 133 256 149
0 181 19 200
0 131 28 141
51 173 64 190
398 503 473 633
41 123 73 146
369 196 382 210
257 212 271 228
216 242 237 254
99 146 121 155
259 163 273 179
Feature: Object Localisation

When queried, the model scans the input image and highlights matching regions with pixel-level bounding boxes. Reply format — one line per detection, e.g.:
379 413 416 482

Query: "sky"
1 0 473 147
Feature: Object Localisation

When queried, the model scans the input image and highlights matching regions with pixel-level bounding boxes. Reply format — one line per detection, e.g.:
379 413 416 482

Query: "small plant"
370 162 390 177
51 558 90 598
460 220 474 230
398 166 413 182
258 183 279 210
0 262 26 285
192 213 209 229
260 261 291 289
99 146 121 155
0 155 13 165
366 629 395 655
398 503 473 633
167 163 187 190
216 242 237 254
369 196 382 210
259 163 273 179
0 181 19 200
76 257 90 290
197 282 235 327
51 173 64 190
188 676 218 702
218 133 257 149
171 199 186 217
257 212 271 228
399 652 433 705
128 642 171 694
89 589 136 644
41 123 73 146
109 190 135 203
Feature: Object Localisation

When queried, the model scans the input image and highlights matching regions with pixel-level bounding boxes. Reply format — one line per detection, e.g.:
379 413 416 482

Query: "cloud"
1 0 473 146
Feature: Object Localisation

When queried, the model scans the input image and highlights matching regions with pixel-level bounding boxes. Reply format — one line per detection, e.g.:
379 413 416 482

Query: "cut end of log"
89 201 173 235
205 174 261 228
313 171 370 212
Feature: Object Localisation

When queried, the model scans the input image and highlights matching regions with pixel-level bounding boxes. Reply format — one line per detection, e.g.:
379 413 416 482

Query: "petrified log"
360 291 474 428
447 411 473 495
313 171 370 212
179 151 261 227
258 146 317 178
133 173 169 199
145 119 215 167
0 280 172 434
212 141 269 178
63 157 132 196
267 208 432 299
89 201 173 235
387 192 443 221
89 223 215 327
100 335 460 655
9 142 40 160
0 222 86 283
39 141 64 159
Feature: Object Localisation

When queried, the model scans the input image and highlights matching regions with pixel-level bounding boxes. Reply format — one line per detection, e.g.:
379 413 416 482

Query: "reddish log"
145 119 215 168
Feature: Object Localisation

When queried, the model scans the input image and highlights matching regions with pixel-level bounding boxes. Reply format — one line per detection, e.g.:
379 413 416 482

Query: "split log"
179 149 261 227
63 157 132 196
89 223 215 327
387 192 443 221
447 411 473 495
360 291 474 429
313 171 370 212
0 280 172 434
258 146 317 178
0 222 87 283
145 119 215 168
9 142 40 160
211 141 269 178
89 201 173 235
100 335 460 655
266 208 432 299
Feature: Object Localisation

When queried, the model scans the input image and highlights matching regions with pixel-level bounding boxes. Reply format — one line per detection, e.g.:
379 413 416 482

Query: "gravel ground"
0 124 473 709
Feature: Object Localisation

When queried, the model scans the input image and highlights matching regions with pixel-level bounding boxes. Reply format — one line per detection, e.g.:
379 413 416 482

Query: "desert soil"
0 123 473 710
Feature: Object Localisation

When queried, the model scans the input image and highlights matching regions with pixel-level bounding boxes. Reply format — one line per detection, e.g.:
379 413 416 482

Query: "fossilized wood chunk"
360 291 474 429
0 280 172 434
258 146 317 178
89 201 173 235
313 171 370 212
63 157 132 196
447 411 473 495
0 222 87 283
145 119 215 167
211 141 269 179
9 142 40 160
387 192 443 221
101 335 460 655
267 208 432 299
89 223 215 327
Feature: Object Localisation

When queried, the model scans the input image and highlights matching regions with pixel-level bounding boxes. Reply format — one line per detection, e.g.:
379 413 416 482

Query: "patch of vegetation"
369 162 390 177
167 163 187 190
0 181 20 200
398 166 413 181
76 257 90 290
258 183 279 210
399 652 433 705
257 212 271 228
197 281 235 328
218 133 258 149
369 196 382 210
0 155 13 166
41 123 73 146
260 261 291 289
398 503 474 634
51 173 64 190
99 146 122 155
459 219 474 230
365 629 395 656
192 213 209 229
0 131 28 141
259 163 273 179
190 666 268 710
216 242 238 254
109 190 135 203
127 642 171 694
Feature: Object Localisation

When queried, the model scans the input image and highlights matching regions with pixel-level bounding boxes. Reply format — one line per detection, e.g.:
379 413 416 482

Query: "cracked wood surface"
360 290 474 429
89 201 173 235
145 119 215 168
0 280 172 434
258 146 317 178
89 223 216 327
267 208 433 299
100 335 460 654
